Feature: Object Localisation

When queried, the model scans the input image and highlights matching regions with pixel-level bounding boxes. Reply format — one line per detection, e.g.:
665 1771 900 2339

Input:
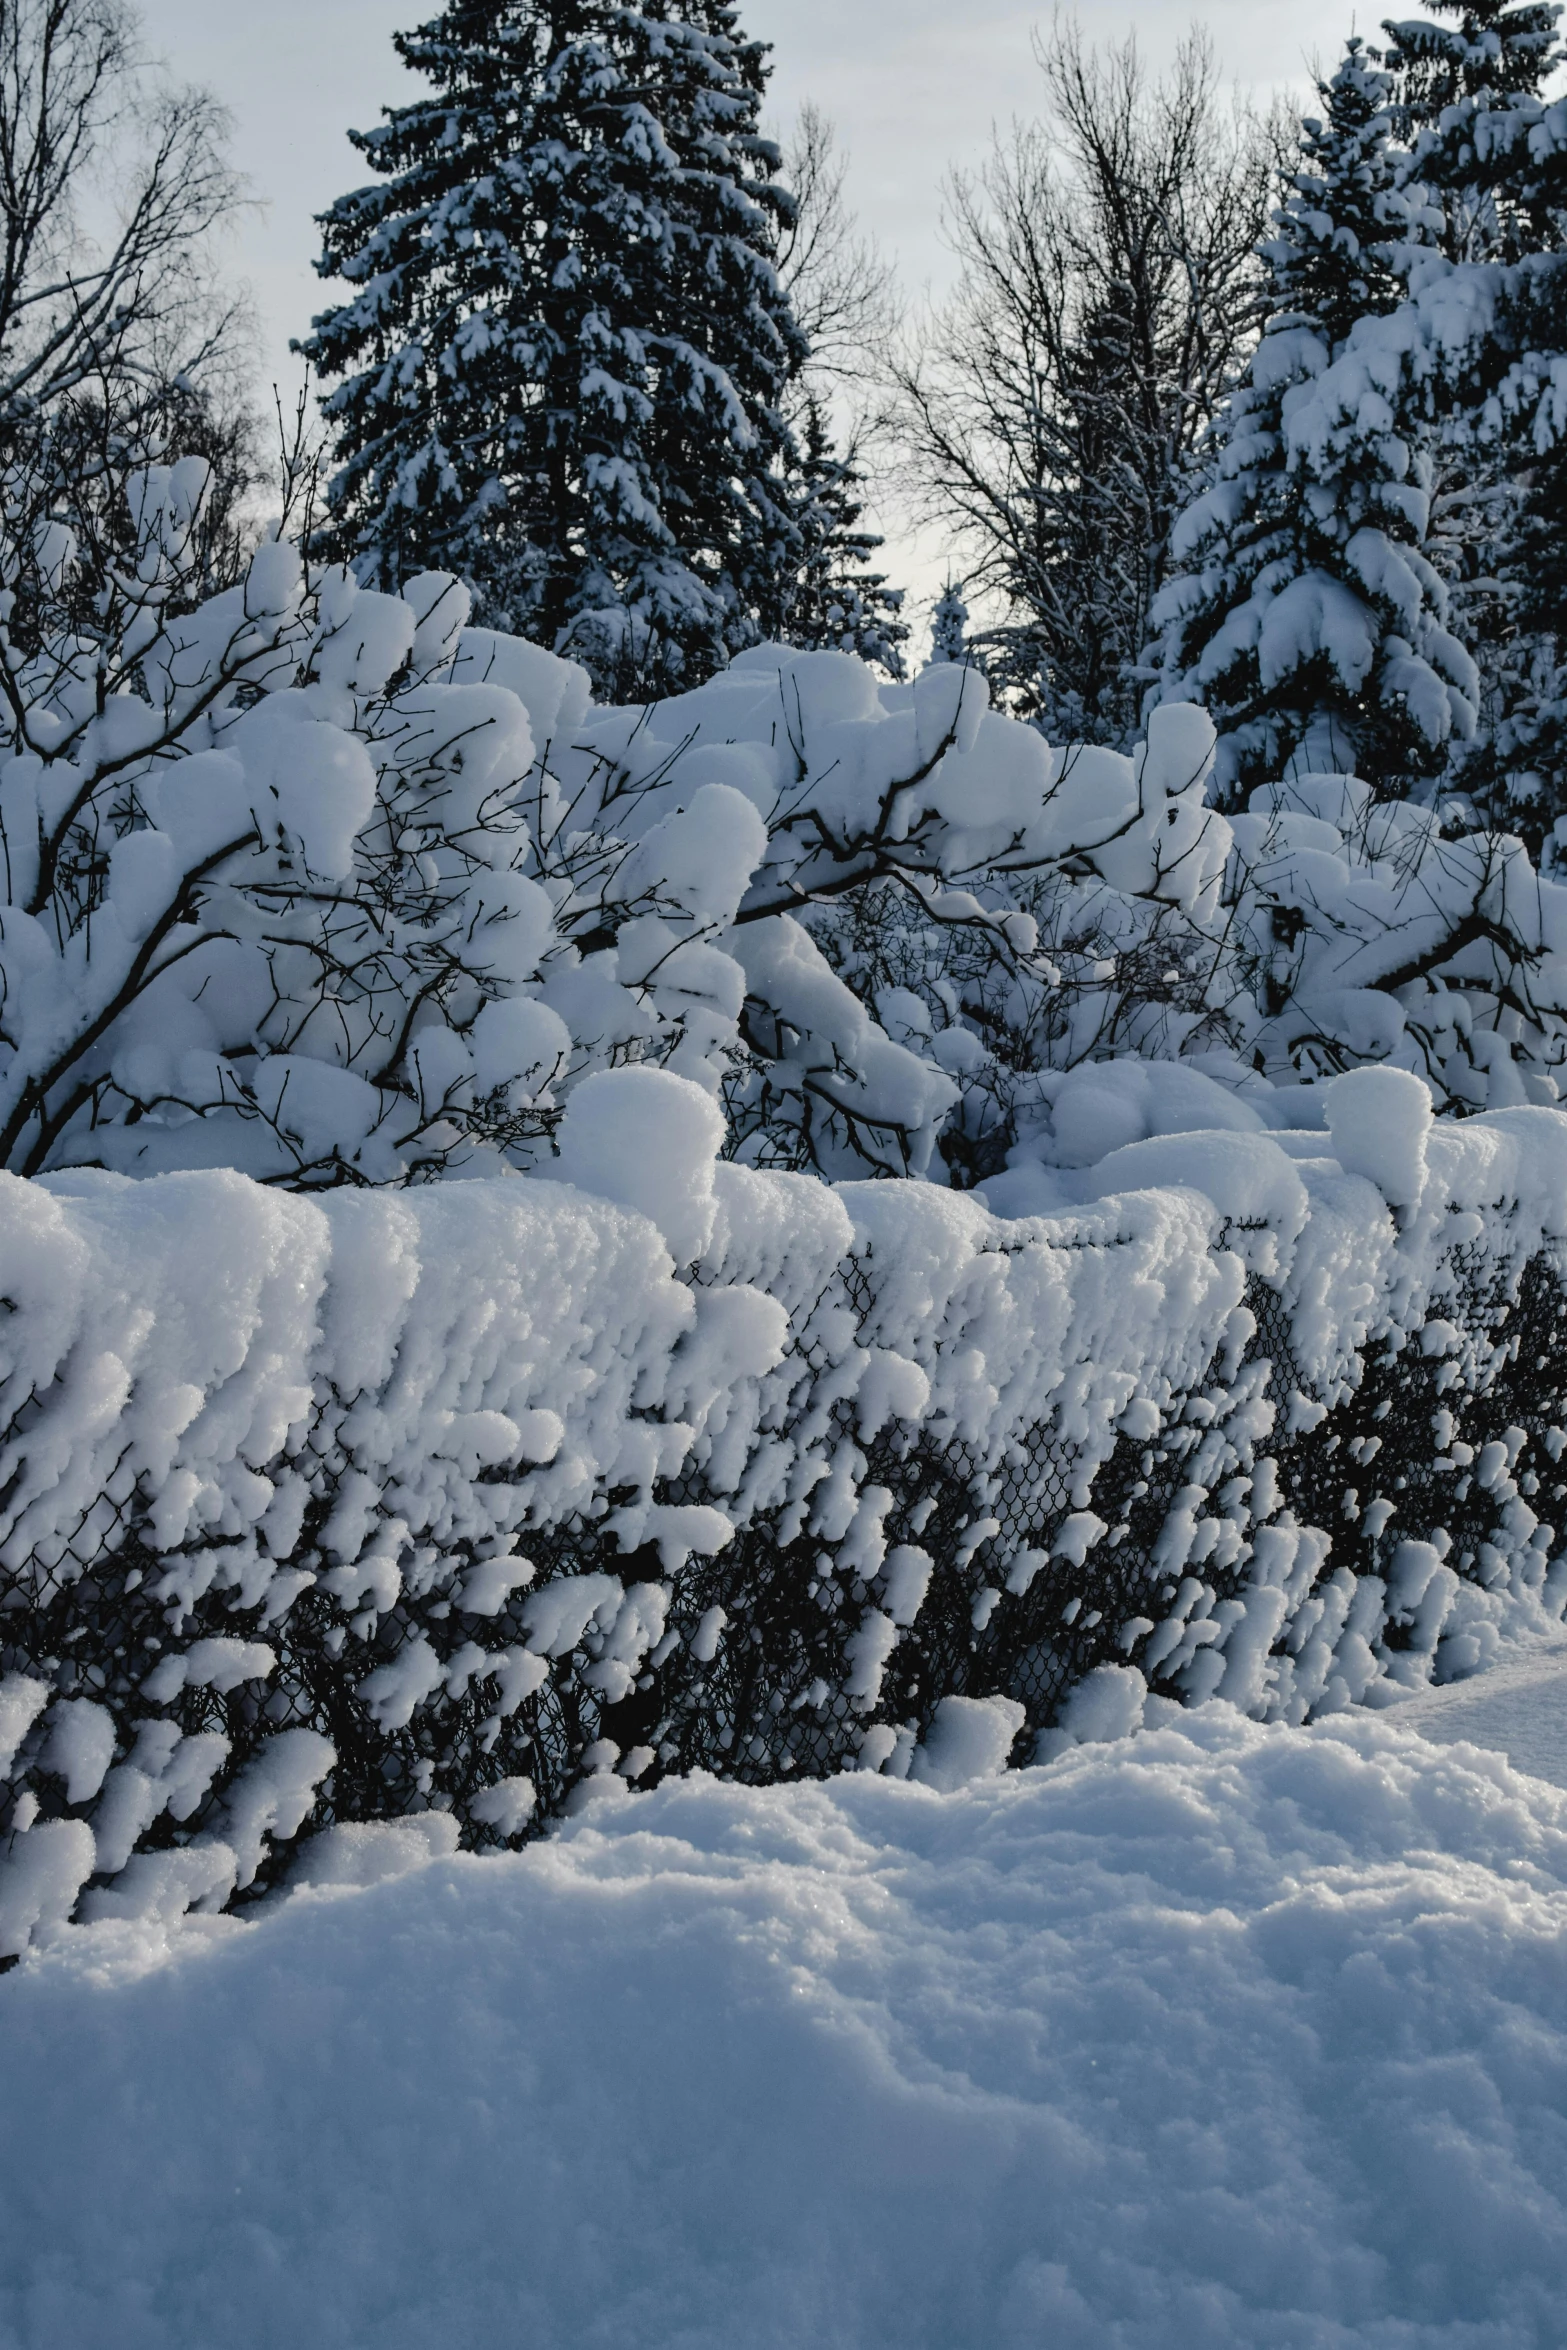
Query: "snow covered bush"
0 463 588 1183
535 637 1567 1154
0 465 1243 1184
6 439 1567 1194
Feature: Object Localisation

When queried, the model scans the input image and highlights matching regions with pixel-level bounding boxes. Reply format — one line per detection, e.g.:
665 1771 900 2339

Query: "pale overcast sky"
136 0 1360 616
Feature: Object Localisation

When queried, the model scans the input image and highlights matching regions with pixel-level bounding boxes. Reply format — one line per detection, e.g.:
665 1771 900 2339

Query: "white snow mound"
2 1709 1566 2346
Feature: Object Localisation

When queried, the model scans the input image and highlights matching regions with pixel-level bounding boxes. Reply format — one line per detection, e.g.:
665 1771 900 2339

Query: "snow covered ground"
4 1696 1567 2347
1390 1641 1567 1792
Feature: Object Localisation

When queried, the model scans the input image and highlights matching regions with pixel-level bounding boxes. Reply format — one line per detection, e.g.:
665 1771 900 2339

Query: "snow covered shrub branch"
0 463 602 1184
0 457 1249 1191
4 421 1567 1197
1220 776 1567 1112
531 663 1246 1179
6 446 1567 1200
520 636 1567 1180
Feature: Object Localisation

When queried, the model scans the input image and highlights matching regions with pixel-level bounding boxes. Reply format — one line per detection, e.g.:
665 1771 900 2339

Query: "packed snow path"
3 1706 1567 2348
1390 1639 1567 1791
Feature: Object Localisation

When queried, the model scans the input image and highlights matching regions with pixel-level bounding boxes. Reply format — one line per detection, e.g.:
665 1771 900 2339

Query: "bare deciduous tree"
895 20 1278 743
0 0 257 649
768 104 908 670
776 102 900 400
0 0 243 424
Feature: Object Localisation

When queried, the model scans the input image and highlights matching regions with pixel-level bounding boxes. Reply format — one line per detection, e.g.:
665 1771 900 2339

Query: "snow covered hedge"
4 486 1567 1948
2 1059 1567 1952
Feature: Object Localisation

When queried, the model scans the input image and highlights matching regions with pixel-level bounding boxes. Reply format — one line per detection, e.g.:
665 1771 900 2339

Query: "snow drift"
2 1706 1566 2347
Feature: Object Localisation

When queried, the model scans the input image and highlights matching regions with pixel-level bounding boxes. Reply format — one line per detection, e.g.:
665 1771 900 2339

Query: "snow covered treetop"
302 0 814 690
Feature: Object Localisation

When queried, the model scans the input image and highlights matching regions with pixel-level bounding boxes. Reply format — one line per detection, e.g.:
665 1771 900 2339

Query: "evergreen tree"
1382 0 1561 261
1468 443 1567 856
301 0 812 688
1378 0 1567 838
1150 39 1478 805
767 394 906 673
928 576 975 669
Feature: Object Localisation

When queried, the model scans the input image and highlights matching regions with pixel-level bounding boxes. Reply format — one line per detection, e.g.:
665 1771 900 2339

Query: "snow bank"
2 1710 1566 2347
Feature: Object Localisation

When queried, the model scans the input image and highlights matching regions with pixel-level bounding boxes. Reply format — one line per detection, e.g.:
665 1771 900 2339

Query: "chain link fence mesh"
3 1219 1565 1909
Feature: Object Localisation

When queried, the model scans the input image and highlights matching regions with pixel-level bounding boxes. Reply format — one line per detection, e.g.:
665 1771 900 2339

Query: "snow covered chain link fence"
2 1062 1566 1951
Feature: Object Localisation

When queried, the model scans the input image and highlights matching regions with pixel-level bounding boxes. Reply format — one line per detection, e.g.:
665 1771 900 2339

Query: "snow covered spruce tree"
1381 0 1561 210
768 396 907 675
1149 39 1480 806
1377 0 1567 839
928 579 976 671
1244 3 1567 818
1478 436 1567 855
302 0 819 693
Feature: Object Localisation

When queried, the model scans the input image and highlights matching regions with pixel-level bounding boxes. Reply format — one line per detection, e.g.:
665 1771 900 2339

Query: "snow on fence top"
2 1061 1566 1953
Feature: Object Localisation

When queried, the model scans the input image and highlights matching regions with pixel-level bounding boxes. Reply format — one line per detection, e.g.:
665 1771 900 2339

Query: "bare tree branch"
0 1 247 429
892 19 1276 743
